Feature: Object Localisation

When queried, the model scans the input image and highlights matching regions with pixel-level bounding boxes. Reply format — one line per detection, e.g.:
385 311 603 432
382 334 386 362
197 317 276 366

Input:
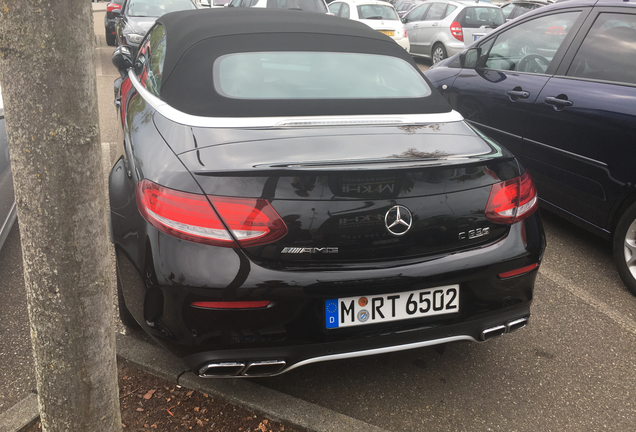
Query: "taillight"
485 171 538 224
136 179 287 247
403 26 408 38
106 2 122 12
450 21 463 42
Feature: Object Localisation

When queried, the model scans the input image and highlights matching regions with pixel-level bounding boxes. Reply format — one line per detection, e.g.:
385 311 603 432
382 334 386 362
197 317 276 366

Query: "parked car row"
424 0 636 295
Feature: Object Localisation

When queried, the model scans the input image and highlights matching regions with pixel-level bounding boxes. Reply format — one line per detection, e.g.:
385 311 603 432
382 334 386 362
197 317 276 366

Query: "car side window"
566 13 636 85
134 39 150 83
144 25 166 97
328 2 341 15
405 3 429 22
444 5 457 18
340 2 350 18
482 11 580 73
424 3 446 21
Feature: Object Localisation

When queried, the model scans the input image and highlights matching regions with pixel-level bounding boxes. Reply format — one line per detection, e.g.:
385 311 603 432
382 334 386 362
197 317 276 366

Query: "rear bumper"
184 306 530 377
113 209 544 375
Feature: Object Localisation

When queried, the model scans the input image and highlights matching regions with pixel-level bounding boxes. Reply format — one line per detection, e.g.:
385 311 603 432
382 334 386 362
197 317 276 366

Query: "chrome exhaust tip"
198 362 245 377
507 317 528 333
481 324 506 341
243 360 286 376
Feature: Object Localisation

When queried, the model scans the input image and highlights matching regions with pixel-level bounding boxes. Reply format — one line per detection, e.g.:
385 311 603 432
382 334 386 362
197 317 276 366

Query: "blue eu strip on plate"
325 299 339 329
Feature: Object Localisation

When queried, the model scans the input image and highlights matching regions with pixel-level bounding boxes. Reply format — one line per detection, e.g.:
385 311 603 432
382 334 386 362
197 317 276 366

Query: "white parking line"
539 266 636 336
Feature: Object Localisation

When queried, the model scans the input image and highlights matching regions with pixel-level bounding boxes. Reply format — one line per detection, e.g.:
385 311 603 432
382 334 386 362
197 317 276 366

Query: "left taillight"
485 171 538 224
136 179 287 247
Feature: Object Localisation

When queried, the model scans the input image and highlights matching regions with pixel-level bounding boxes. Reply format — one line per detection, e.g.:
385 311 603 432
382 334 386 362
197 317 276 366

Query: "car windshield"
126 0 196 17
357 4 400 20
213 51 431 99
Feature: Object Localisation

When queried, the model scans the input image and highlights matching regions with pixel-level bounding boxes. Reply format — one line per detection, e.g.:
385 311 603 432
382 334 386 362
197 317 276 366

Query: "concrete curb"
5 332 390 432
117 332 391 432
0 393 38 432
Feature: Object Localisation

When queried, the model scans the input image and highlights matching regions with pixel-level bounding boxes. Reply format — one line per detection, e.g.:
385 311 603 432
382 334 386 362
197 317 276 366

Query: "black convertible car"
110 9 545 377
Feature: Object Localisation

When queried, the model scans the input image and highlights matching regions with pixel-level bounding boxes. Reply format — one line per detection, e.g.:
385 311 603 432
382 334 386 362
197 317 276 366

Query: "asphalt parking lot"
1 6 635 431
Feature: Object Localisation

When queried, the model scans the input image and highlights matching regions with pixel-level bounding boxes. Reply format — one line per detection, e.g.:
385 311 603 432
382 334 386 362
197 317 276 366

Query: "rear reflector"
498 263 539 279
136 179 287 247
485 171 538 224
191 301 272 309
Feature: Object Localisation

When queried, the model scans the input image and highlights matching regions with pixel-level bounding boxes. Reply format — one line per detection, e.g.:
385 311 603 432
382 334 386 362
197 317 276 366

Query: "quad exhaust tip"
199 360 286 378
481 317 529 341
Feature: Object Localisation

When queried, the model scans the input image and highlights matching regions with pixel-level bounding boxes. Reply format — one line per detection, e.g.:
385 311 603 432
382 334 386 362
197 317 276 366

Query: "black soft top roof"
155 8 452 117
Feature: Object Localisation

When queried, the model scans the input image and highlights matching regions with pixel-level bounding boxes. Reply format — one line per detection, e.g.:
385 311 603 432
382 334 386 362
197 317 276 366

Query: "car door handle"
413 24 419 28
432 22 438 27
544 96 573 110
506 89 530 99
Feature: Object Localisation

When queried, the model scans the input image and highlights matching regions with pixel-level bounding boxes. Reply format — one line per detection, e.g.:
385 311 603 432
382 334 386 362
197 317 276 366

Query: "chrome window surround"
128 69 464 128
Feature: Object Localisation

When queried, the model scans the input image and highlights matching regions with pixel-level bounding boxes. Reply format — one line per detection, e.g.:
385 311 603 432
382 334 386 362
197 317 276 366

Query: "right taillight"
485 171 538 224
136 179 287 247
450 21 464 42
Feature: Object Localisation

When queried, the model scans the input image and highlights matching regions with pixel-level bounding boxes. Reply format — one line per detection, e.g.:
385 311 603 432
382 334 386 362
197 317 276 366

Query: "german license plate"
325 285 459 329
379 30 395 36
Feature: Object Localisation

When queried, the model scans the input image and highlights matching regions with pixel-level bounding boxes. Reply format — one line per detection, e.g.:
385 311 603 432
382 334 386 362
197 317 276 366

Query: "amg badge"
281 247 339 254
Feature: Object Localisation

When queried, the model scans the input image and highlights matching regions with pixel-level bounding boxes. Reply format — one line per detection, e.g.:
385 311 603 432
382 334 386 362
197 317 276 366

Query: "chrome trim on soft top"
128 69 464 128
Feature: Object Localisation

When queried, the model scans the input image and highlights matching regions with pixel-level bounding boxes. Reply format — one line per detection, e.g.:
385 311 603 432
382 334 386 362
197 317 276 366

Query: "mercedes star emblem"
385 205 413 236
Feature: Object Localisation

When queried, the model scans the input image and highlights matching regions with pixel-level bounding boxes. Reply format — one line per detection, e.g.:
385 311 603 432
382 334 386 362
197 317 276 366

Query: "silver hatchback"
403 0 504 63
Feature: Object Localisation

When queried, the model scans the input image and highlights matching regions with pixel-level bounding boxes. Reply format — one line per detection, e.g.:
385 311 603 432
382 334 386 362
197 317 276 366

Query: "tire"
613 201 636 296
106 30 116 47
117 268 140 329
431 43 447 65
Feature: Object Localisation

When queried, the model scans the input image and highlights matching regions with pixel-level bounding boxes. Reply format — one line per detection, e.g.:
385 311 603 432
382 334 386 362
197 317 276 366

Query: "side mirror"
460 47 482 69
112 45 133 78
402 17 408 24
112 8 122 16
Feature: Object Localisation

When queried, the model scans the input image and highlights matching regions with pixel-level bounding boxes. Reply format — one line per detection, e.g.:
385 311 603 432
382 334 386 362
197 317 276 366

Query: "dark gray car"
114 0 197 55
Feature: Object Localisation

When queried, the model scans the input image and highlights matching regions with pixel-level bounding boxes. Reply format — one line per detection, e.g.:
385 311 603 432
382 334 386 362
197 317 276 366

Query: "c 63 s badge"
458 227 490 240
281 247 339 254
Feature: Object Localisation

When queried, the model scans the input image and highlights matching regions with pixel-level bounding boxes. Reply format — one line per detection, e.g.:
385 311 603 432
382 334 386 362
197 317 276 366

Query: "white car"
403 0 504 63
328 0 410 52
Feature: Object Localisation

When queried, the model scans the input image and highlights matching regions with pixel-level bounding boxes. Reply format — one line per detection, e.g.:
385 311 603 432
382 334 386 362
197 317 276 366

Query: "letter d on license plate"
325 285 459 329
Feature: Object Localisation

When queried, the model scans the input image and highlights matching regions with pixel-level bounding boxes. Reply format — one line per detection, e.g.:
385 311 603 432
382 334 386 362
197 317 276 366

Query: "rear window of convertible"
213 52 432 99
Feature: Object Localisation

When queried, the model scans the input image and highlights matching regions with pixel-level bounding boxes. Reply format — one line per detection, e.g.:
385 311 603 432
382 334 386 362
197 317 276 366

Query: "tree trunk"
0 1 122 431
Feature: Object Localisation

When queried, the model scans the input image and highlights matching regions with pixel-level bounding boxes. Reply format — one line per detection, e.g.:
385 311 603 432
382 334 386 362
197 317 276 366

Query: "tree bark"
0 1 122 431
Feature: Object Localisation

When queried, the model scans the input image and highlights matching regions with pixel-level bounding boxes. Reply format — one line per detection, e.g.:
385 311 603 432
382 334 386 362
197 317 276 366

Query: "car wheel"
432 43 447 64
117 267 140 329
613 201 636 296
106 30 116 47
